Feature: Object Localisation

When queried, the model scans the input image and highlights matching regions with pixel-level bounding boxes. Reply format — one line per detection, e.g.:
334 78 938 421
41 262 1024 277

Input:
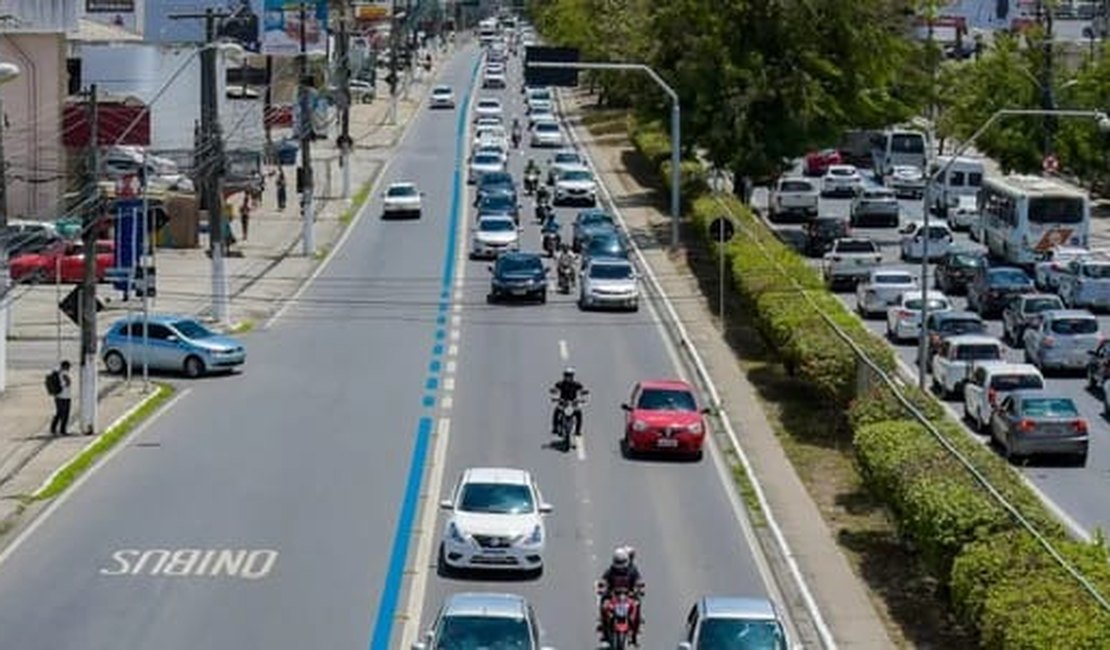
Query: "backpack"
45 370 61 396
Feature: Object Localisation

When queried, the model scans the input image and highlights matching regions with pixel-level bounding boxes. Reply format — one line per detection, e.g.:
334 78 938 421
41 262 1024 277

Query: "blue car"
475 171 516 206
488 251 548 304
572 208 617 252
101 314 246 378
582 231 629 267
478 193 520 222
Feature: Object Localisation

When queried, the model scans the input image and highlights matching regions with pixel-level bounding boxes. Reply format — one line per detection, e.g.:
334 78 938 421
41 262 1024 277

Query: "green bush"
629 118 671 167
660 159 710 208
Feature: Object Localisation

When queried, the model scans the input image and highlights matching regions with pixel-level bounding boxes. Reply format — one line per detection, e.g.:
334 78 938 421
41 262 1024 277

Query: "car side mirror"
539 502 553 513
439 499 453 510
620 403 631 411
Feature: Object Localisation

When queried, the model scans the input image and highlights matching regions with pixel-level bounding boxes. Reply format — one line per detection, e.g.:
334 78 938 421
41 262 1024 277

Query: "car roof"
443 592 528 619
477 97 501 104
462 467 532 485
1009 389 1074 402
978 362 1041 375
638 379 694 392
558 164 591 174
588 257 632 269
934 310 980 320
899 289 947 299
478 214 515 223
700 596 778 621
115 314 189 326
827 165 857 173
1043 309 1098 320
945 334 1001 346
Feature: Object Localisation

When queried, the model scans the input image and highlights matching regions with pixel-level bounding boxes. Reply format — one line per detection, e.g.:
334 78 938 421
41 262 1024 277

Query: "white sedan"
553 166 598 206
439 467 551 575
473 97 503 120
530 121 564 148
381 182 422 219
888 164 925 198
899 221 954 261
579 258 639 311
821 165 863 197
470 215 520 259
855 269 918 318
468 151 506 184
886 290 952 342
473 125 508 149
429 85 455 109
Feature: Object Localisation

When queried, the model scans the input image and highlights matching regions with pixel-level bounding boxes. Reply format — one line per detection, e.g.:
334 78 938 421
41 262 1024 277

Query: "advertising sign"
86 0 135 11
262 0 329 56
145 0 262 51
113 199 146 292
354 1 391 22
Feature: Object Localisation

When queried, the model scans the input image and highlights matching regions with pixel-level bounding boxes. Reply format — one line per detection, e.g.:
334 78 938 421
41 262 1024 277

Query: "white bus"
928 155 985 214
871 128 928 177
980 175 1090 266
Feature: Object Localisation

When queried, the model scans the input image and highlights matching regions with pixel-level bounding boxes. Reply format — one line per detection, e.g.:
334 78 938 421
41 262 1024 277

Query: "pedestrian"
240 194 251 241
276 170 287 211
47 360 72 436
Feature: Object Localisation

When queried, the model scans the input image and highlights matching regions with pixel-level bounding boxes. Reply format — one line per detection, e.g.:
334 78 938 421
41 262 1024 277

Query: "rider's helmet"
564 367 575 380
624 546 636 563
612 547 630 568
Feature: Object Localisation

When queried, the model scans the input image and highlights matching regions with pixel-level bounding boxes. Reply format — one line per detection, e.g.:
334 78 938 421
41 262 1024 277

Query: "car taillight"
1043 336 1055 347
1017 419 1036 432
1073 420 1089 434
898 309 912 319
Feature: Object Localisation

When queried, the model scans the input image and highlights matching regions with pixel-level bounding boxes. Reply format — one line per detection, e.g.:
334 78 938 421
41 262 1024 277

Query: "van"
929 155 984 216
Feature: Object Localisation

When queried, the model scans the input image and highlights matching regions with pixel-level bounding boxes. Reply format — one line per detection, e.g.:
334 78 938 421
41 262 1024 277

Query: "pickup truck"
963 361 1045 433
822 237 882 288
931 335 1004 398
769 177 819 221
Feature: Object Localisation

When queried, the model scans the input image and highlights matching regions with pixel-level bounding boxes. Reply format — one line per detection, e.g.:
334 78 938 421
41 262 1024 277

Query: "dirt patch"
576 100 975 649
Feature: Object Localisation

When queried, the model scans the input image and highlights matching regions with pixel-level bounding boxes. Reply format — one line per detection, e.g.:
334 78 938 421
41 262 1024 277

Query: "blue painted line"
441 290 450 300
436 314 447 326
439 300 450 312
368 54 482 650
425 377 439 391
429 360 441 373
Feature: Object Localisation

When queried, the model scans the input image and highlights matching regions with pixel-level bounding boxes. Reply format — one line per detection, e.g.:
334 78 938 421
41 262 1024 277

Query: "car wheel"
183 355 206 379
436 543 453 578
1088 366 1099 390
486 293 495 304
28 268 49 284
104 351 127 375
628 301 639 313
538 290 547 304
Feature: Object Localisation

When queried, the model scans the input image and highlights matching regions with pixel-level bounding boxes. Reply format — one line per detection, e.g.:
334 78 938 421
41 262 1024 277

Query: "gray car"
678 596 795 650
1000 293 1065 346
989 390 1088 465
412 592 554 650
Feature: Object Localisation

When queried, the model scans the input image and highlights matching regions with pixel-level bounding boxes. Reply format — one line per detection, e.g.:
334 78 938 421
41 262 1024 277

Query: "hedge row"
628 117 709 210
623 117 1110 647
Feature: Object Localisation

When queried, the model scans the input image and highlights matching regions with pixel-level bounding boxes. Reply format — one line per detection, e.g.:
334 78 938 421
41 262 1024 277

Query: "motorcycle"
535 199 553 224
557 260 575 293
597 583 642 650
550 393 586 450
542 229 561 257
524 171 539 195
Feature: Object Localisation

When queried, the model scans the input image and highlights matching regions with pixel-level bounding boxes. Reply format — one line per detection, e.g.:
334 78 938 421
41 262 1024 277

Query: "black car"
475 171 516 206
934 247 988 294
967 266 1035 318
803 216 849 257
488 251 548 303
477 193 520 222
581 232 629 267
572 209 617 252
922 310 988 362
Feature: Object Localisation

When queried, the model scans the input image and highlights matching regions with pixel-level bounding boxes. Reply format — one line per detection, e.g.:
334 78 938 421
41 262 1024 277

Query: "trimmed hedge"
622 114 1110 648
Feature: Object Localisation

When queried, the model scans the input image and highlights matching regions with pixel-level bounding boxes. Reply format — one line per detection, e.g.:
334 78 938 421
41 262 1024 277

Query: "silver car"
1023 309 1102 371
579 258 639 311
412 592 555 650
1059 258 1110 310
678 596 795 650
855 269 918 318
989 390 1088 465
470 215 520 259
530 121 564 148
468 151 505 184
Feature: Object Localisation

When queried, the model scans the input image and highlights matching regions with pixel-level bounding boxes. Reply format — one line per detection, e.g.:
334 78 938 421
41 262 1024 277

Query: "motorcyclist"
535 180 551 206
557 244 576 285
598 546 644 644
511 119 522 148
550 367 586 436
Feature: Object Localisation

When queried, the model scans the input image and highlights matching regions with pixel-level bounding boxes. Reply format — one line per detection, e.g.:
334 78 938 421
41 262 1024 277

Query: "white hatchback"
886 290 952 342
530 121 564 148
474 97 503 120
470 215 520 259
439 467 551 575
381 182 422 219
856 269 918 318
899 221 954 261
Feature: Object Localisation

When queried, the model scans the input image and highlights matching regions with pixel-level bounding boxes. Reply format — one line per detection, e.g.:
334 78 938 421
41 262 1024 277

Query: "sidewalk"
0 48 451 540
561 90 895 649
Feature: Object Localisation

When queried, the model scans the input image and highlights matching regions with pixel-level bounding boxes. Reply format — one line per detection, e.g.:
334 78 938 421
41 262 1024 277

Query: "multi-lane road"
762 172 1110 539
0 44 780 650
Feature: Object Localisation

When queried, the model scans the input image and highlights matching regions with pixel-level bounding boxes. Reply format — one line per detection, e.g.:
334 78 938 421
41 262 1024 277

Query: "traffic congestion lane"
414 52 772 650
763 186 1110 535
0 47 482 650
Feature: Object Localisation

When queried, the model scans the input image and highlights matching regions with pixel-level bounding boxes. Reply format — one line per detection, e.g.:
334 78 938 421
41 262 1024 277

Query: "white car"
885 290 952 342
468 151 506 184
470 215 521 259
1059 259 1110 309
530 121 564 148
525 87 552 107
855 269 918 318
439 467 551 575
821 165 864 197
1033 245 1089 290
946 194 980 231
546 149 585 184
429 85 455 109
527 107 557 127
381 182 422 219
822 237 882 287
899 221 954 261
473 125 508 149
483 69 507 89
1023 309 1102 371
474 115 503 129
930 334 1004 398
579 257 639 311
888 164 925 199
471 144 507 164
553 166 597 206
769 177 819 220
474 97 503 120
963 362 1045 433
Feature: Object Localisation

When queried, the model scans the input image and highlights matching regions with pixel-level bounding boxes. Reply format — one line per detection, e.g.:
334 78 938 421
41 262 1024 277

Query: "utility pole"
1039 0 1057 159
389 0 400 124
79 85 100 435
337 0 352 199
264 54 274 161
172 8 231 324
298 1 316 256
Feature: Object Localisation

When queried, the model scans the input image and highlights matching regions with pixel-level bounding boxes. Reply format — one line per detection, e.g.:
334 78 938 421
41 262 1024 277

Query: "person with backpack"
46 360 72 436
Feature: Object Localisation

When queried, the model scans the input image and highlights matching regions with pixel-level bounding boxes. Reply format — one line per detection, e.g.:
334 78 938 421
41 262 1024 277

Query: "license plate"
511 288 527 295
484 549 507 555
657 438 678 448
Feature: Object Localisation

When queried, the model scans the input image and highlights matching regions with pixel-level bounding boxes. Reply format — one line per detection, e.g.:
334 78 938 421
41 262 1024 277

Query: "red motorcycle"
597 582 643 649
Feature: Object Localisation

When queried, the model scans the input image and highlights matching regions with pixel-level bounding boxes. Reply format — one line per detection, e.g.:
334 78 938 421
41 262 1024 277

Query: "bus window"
1029 197 1085 224
891 133 924 154
968 172 983 187
950 171 966 187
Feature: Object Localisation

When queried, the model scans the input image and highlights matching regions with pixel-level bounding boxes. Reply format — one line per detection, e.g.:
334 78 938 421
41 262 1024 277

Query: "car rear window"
991 374 1044 391
536 123 559 132
780 181 813 192
954 344 1001 361
951 253 985 268
989 269 1031 285
1050 318 1099 335
1020 397 1079 418
1081 264 1110 278
1024 297 1063 312
940 319 986 335
474 154 501 166
636 388 697 411
905 298 948 311
836 240 877 253
875 274 914 285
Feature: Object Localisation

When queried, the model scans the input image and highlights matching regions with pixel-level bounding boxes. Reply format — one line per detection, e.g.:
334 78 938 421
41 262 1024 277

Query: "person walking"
240 194 251 241
47 360 72 436
276 170 287 211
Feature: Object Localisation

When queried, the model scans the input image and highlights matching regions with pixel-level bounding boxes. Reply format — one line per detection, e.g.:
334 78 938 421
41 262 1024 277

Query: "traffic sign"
116 174 141 198
58 285 105 327
524 46 580 88
708 217 735 243
1043 154 1060 174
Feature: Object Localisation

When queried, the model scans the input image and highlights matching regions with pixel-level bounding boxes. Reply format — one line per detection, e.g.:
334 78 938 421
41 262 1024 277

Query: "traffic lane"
0 47 483 650
426 258 768 650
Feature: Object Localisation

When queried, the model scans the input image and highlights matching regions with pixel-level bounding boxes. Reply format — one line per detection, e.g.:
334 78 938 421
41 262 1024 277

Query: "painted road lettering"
100 548 278 579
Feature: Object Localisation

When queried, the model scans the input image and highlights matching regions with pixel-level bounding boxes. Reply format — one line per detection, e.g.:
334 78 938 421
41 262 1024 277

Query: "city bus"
871 128 928 178
979 174 1090 266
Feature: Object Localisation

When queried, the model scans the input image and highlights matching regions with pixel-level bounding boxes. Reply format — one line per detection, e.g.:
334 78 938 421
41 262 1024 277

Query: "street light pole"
0 61 21 395
915 107 1110 389
525 60 682 251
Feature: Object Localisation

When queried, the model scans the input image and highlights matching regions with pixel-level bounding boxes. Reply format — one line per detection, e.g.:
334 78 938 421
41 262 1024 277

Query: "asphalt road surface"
763 172 1110 538
0 45 775 650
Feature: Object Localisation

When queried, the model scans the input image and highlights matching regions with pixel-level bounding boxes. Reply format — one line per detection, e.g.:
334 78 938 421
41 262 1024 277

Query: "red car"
804 149 843 177
620 379 708 459
10 240 115 284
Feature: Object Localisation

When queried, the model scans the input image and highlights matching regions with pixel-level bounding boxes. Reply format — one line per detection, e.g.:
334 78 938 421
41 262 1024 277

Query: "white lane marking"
450 329 461 342
441 395 453 410
447 343 459 357
0 388 191 569
400 417 452 649
445 359 457 374
443 376 455 392
558 339 569 362
99 548 278 579
575 434 587 461
451 314 462 327
453 292 464 305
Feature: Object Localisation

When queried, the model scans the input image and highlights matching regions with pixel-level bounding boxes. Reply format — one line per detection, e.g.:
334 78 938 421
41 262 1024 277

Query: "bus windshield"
891 133 925 154
1029 197 1085 224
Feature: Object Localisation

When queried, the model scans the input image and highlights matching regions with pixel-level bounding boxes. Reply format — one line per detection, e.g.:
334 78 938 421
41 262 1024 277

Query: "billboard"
354 1 391 22
144 0 262 51
262 0 328 56
86 0 135 11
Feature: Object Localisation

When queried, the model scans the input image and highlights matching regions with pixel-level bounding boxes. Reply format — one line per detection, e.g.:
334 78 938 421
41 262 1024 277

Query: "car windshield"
481 173 513 187
1020 398 1079 418
780 181 813 192
865 191 894 200
555 153 580 164
951 253 985 268
991 374 1044 391
434 87 451 95
1081 264 1110 278
904 298 948 311
478 101 500 110
590 264 633 280
562 170 592 182
989 269 1030 285
637 388 697 411
474 154 502 166
172 319 215 339
891 133 925 154
829 168 854 177
939 319 986 335
836 241 877 254
536 123 559 133
435 614 531 650
480 219 515 232
582 214 614 227
589 236 624 252
458 483 535 514
696 618 786 650
482 195 515 210
1025 297 1063 312
954 344 1001 361
387 185 416 197
499 257 541 274
1050 318 1099 335
874 274 914 285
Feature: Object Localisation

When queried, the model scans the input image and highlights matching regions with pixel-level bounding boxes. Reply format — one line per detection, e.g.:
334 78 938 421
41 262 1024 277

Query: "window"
590 264 633 280
1021 398 1079 418
875 274 914 285
636 388 697 411
172 320 215 340
780 181 813 192
940 319 986 335
562 170 592 182
435 614 530 650
1050 318 1099 335
499 257 541 274
890 133 925 154
1024 297 1063 313
950 171 966 187
1029 197 1084 224
145 324 174 341
836 240 877 254
955 344 1002 361
458 483 535 514
904 298 949 311
989 269 1031 285
480 218 515 232
951 253 985 268
695 618 786 650
968 172 983 187
387 185 417 197
1081 264 1110 279
990 374 1044 391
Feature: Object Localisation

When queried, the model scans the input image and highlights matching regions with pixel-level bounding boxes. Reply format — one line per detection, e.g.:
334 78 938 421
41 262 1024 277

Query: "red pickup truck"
10 240 115 283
